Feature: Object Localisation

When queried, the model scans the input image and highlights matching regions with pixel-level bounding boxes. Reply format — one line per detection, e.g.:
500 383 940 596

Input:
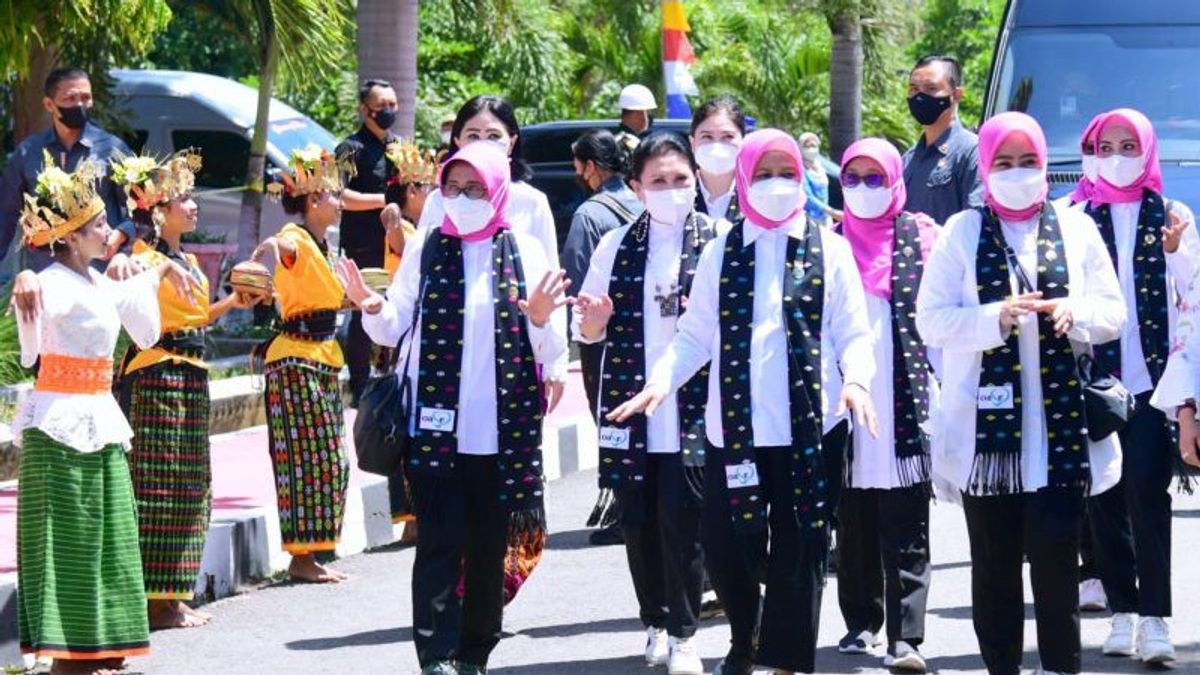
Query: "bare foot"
148 598 209 629
399 520 418 546
288 553 349 583
184 603 213 621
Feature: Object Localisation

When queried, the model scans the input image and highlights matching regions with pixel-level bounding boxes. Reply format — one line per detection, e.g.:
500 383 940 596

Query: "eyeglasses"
442 183 488 199
841 172 887 189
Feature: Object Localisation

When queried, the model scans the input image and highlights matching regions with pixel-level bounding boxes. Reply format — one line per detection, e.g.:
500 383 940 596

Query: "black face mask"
907 92 952 126
371 107 397 130
57 104 89 130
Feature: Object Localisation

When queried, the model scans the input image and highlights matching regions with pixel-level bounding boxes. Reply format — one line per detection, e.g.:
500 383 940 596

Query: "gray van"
984 0 1200 207
110 69 338 244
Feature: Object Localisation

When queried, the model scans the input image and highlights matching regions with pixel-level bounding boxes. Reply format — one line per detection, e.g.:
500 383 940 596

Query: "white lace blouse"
13 263 162 453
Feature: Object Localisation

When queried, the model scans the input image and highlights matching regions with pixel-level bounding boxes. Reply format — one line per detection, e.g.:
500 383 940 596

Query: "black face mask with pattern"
908 92 952 126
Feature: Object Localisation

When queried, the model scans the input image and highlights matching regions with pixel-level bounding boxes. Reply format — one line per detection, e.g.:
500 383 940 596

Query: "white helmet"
618 84 657 111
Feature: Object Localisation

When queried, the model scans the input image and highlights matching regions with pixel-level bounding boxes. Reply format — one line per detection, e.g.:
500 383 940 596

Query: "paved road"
140 469 1200 674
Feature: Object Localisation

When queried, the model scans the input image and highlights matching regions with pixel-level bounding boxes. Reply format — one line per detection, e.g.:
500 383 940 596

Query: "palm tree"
228 0 351 263
0 0 172 142
357 0 419 138
824 1 864 161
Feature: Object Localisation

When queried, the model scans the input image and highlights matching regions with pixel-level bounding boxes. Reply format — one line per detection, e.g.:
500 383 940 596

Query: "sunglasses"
841 172 887 189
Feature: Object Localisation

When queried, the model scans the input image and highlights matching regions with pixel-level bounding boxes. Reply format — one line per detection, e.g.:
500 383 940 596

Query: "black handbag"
354 274 426 476
1077 352 1136 442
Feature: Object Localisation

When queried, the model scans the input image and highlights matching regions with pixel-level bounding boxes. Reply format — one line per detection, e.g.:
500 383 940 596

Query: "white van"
110 69 338 245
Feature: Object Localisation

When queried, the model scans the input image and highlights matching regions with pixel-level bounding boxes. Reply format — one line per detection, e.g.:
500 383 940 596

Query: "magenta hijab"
979 111 1048 222
735 129 805 229
1090 108 1163 206
1068 114 1104 204
839 138 937 299
439 141 512 241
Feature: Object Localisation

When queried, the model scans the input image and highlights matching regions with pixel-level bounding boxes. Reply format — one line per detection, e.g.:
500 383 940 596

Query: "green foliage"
142 2 256 78
910 0 1007 127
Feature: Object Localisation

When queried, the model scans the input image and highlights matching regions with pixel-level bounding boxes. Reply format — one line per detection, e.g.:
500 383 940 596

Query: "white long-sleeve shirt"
14 264 162 453
361 227 568 456
915 204 1127 496
646 216 876 447
420 181 566 381
573 217 731 454
850 293 943 489
1073 199 1198 396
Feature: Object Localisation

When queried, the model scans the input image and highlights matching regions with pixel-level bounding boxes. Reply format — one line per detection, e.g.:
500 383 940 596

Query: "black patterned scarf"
846 214 933 490
973 205 1090 495
594 211 716 495
1084 189 1169 383
718 218 826 533
410 229 545 518
694 183 741 222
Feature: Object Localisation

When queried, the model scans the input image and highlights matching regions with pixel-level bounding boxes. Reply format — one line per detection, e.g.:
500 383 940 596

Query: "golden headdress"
110 149 201 213
385 139 442 186
267 144 352 200
19 150 106 248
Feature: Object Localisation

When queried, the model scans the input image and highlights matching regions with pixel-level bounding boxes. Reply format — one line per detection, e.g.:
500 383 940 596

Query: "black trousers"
1088 394 1173 617
1079 510 1098 580
618 453 705 638
963 489 1084 675
837 485 930 646
342 245 384 402
702 422 847 673
579 341 604 418
409 456 508 668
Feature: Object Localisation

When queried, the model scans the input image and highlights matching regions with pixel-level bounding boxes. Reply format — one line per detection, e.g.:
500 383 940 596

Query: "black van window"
994 26 1200 162
171 129 250 189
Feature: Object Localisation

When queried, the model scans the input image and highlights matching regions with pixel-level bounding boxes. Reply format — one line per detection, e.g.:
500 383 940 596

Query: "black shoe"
838 629 880 654
588 523 624 546
699 595 725 620
712 655 755 675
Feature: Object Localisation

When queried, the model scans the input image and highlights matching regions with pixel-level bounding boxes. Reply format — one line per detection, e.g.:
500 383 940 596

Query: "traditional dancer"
110 150 251 628
13 154 197 674
250 145 351 583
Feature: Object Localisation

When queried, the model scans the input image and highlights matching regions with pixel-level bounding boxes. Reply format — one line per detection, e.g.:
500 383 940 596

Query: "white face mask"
642 187 694 226
987 167 1045 212
843 184 893 219
442 194 495 236
1081 154 1099 182
747 178 805 222
801 146 820 162
1098 154 1146 188
694 142 738 175
479 137 510 155
440 130 452 145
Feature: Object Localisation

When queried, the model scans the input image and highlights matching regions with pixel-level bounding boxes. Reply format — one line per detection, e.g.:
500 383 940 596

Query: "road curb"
0 414 597 669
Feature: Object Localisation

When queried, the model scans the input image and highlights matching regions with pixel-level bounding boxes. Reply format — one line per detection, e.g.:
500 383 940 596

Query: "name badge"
598 426 631 450
418 407 456 432
725 462 760 489
977 384 1014 410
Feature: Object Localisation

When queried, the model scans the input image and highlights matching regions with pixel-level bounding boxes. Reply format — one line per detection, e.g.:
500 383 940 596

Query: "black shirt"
902 120 984 226
335 125 396 265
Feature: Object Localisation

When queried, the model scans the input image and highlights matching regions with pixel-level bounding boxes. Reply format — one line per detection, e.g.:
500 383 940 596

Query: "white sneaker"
1102 612 1137 656
667 636 704 675
883 641 927 672
838 629 881 654
1078 578 1108 611
1136 617 1176 664
645 627 669 666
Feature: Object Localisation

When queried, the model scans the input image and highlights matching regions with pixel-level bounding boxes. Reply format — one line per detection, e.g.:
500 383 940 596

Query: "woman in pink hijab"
610 128 878 675
834 138 938 672
916 111 1126 675
339 142 572 675
1080 108 1197 666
